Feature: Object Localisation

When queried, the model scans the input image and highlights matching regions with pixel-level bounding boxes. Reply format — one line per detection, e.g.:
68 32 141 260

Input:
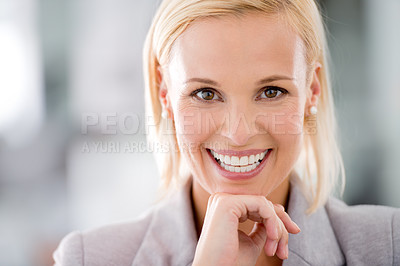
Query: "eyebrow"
256 75 294 85
184 78 219 86
184 75 294 87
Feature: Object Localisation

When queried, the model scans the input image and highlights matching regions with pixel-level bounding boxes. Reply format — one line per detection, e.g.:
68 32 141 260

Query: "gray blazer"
53 174 400 265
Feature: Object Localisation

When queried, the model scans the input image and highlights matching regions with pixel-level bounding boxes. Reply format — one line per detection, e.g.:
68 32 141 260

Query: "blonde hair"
143 0 345 213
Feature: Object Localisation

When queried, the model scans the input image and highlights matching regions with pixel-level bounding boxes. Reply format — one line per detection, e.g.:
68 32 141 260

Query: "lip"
206 148 272 181
208 148 268 157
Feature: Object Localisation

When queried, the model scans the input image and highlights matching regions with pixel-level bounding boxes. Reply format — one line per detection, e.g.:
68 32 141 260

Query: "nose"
219 101 259 146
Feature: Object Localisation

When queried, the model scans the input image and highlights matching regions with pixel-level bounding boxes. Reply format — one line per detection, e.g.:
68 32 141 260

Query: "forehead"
168 13 307 84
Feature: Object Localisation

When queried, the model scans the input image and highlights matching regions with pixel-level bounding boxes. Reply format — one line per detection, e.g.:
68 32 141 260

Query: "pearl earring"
161 110 168 119
310 106 318 115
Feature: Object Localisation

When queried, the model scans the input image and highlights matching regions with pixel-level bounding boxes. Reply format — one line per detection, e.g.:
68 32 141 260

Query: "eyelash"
190 86 288 102
190 88 222 102
256 86 288 100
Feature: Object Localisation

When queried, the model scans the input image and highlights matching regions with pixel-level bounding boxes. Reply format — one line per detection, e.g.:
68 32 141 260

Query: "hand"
192 193 300 266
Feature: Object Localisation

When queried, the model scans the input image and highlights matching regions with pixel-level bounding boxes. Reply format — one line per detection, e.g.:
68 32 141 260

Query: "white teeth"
224 155 231 165
249 155 255 165
239 156 248 165
210 149 270 173
231 156 240 166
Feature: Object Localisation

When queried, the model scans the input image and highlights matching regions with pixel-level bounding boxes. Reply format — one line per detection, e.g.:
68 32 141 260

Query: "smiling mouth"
206 148 271 173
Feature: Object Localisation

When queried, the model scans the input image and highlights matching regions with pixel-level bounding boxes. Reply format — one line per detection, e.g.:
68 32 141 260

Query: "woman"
54 0 400 265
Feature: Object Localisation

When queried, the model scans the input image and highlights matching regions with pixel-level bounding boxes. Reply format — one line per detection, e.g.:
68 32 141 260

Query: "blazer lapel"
133 172 345 266
132 178 198 266
284 173 345 265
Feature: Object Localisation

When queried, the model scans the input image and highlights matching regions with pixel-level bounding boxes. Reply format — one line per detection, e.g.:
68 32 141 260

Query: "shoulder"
53 208 155 266
53 178 198 266
325 197 400 265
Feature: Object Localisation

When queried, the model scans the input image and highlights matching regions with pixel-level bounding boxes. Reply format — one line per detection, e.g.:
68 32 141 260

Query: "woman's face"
161 13 319 196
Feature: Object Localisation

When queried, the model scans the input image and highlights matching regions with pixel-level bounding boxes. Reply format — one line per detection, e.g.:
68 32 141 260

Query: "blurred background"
0 0 399 265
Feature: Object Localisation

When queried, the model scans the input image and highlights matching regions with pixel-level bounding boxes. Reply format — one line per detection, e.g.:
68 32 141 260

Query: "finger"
264 237 278 257
265 213 291 258
238 212 248 223
262 212 279 241
274 203 285 212
274 204 300 234
276 235 289 260
275 221 289 260
232 196 280 239
247 211 263 223
263 215 282 256
235 197 280 257
239 210 265 224
248 222 267 251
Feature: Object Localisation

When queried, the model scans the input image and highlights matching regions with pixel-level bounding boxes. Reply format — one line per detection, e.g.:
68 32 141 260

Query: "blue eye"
193 88 221 101
259 87 286 99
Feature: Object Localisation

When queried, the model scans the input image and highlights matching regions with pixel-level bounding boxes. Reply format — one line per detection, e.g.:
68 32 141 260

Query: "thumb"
248 222 267 251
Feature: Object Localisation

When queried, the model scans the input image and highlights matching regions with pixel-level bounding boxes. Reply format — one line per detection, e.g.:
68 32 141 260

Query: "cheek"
256 99 305 149
277 114 304 154
173 103 220 151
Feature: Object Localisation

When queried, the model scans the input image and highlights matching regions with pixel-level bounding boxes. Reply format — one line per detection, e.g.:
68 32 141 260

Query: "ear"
305 62 321 116
158 66 173 119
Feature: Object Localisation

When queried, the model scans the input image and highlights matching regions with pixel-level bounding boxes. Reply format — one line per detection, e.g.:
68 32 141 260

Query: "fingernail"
285 244 289 259
294 222 301 232
273 241 278 256
267 240 278 256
